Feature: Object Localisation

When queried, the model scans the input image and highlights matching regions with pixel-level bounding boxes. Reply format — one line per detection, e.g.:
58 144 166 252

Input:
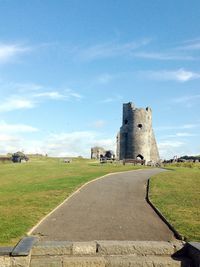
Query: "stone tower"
117 102 159 163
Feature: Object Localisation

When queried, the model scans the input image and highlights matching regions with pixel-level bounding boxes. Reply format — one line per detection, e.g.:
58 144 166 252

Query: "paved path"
32 169 175 241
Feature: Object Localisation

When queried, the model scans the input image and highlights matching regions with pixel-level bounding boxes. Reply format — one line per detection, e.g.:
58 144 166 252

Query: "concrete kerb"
146 178 184 241
27 168 144 236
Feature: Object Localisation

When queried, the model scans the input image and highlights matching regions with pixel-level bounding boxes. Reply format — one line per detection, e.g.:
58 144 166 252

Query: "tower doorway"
136 154 144 160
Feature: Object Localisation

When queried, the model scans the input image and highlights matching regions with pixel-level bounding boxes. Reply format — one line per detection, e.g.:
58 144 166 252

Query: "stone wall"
91 147 105 159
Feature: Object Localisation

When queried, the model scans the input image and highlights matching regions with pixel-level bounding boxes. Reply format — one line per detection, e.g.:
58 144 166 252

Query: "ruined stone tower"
117 102 159 163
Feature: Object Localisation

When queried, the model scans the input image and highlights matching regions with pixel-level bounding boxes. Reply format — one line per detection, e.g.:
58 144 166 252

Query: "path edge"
146 177 184 241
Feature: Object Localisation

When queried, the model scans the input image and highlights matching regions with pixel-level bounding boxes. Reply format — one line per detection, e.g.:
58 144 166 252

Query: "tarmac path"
31 169 175 241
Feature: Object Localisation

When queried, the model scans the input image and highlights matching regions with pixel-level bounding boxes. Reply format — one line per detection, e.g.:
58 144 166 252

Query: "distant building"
91 147 105 159
117 102 160 163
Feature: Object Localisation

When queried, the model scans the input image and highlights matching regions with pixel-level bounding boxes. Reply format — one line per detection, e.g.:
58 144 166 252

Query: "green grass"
0 157 145 245
149 166 200 241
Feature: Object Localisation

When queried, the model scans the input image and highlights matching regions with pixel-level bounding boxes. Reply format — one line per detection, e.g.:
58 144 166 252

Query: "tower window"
124 119 128 124
138 123 143 129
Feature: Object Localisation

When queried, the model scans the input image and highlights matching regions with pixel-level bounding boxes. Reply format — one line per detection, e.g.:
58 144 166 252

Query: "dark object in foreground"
12 151 29 163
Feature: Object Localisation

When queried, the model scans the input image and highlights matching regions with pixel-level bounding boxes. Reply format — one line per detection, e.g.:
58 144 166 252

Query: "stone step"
0 240 194 267
97 241 184 256
30 255 191 267
31 241 184 257
105 255 191 267
30 241 191 267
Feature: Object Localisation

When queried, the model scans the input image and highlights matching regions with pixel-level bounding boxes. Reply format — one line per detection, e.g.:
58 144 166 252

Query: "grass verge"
149 166 200 241
0 157 145 245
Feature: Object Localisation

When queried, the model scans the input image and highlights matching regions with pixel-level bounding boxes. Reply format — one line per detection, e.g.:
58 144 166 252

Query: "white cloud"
93 138 115 150
45 131 115 157
33 91 66 100
158 140 185 148
0 121 39 155
0 96 35 112
0 121 38 133
32 88 82 102
0 130 115 157
0 43 30 64
158 139 200 159
0 136 47 156
144 68 200 82
0 134 19 142
158 140 185 159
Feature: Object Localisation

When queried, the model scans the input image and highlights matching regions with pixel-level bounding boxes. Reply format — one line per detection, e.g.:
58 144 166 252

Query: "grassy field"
149 165 200 241
0 157 144 245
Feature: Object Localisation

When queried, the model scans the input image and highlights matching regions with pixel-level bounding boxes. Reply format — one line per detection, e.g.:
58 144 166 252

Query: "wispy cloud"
74 39 151 61
178 38 200 51
174 132 196 137
101 95 123 103
33 89 82 101
33 91 67 100
156 123 200 131
0 43 30 64
143 68 200 82
164 132 197 138
131 37 200 61
66 90 82 100
0 82 82 112
172 94 200 104
134 52 194 61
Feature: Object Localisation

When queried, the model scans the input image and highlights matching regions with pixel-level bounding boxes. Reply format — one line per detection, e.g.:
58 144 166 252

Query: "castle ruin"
91 147 105 159
116 102 159 163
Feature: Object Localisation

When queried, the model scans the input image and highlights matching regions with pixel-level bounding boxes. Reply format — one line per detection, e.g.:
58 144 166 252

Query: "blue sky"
0 0 200 159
